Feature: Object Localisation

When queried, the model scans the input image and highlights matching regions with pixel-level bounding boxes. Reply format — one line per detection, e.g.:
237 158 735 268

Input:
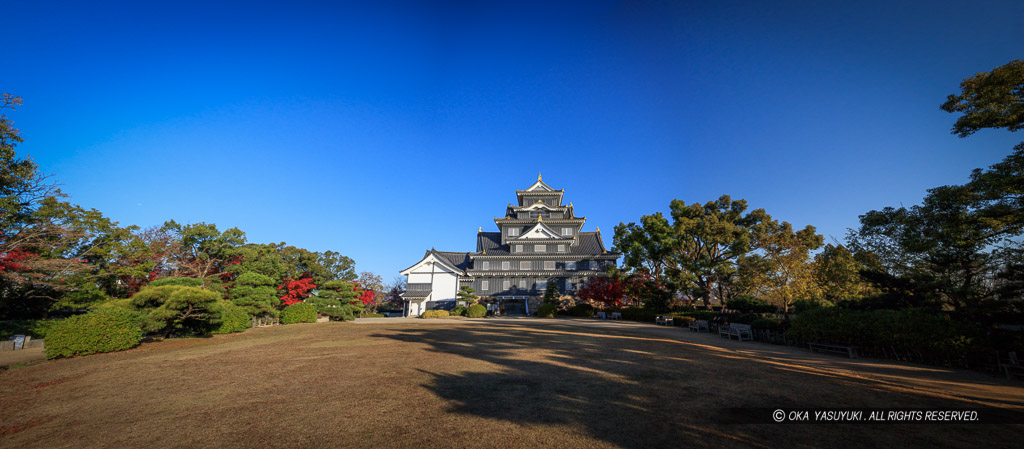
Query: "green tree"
228 272 280 318
543 282 559 305
941 59 1024 137
131 283 223 336
613 212 675 280
736 220 823 314
669 195 767 307
812 244 873 303
457 285 478 306
307 280 363 320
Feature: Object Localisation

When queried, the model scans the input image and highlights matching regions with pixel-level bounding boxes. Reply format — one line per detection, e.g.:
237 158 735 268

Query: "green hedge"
452 306 467 317
467 304 487 318
672 315 696 326
45 308 144 359
617 307 659 322
212 302 252 334
681 310 719 321
569 304 595 317
536 303 558 318
422 310 450 319
281 303 318 324
786 308 980 366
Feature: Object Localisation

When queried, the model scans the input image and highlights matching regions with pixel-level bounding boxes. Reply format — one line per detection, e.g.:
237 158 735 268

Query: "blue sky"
4 0 1023 281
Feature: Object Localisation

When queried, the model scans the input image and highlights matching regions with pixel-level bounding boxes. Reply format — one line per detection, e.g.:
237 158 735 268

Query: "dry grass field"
1 318 1023 448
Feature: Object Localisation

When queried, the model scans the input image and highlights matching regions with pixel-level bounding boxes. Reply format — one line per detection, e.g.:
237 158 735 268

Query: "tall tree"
669 195 767 307
736 221 823 313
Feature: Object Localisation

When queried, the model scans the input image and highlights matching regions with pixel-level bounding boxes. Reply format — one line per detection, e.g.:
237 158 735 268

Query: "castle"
400 175 619 316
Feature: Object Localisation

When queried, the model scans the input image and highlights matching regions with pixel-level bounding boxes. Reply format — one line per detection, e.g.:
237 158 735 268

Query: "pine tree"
307 280 363 320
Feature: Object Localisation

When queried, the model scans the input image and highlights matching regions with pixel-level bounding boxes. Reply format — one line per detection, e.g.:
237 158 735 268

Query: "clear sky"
3 0 1023 281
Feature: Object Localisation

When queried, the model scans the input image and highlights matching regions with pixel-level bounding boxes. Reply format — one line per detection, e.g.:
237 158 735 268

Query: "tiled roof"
474 231 612 256
433 251 471 271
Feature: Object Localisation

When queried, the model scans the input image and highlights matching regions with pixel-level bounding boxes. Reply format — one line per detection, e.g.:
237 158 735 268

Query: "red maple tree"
578 277 625 307
278 275 317 306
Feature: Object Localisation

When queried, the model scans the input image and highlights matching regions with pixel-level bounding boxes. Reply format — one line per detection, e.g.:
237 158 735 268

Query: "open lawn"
1 318 1023 448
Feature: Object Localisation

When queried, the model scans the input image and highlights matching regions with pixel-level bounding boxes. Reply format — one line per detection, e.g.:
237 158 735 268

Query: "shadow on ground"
372 321 1024 449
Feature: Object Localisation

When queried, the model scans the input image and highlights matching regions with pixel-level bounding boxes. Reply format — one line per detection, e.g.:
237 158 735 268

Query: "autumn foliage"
278 276 316 306
577 277 625 307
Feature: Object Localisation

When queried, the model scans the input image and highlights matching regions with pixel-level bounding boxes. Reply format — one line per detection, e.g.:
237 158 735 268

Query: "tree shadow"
372 322 1024 448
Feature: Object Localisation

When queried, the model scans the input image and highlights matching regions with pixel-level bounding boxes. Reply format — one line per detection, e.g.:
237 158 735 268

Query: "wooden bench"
999 352 1024 380
808 342 857 358
688 320 709 333
655 316 674 326
718 323 752 341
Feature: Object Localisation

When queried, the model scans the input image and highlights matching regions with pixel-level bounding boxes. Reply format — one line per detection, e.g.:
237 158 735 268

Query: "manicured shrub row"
568 303 595 317
362 313 385 318
785 308 980 366
536 303 557 318
467 304 487 318
452 306 467 317
422 310 450 318
45 308 144 359
672 315 696 326
615 307 660 322
280 303 318 324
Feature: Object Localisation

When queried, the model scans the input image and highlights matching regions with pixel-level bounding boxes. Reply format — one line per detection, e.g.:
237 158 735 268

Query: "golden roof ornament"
478 227 482 233
538 172 542 181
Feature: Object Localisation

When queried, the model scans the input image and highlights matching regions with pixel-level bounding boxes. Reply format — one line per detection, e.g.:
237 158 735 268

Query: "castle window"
562 228 572 236
520 261 531 270
536 280 546 290
557 244 565 252
519 279 527 289
502 261 510 270
482 261 490 270
535 245 546 252
481 280 489 291
508 228 519 236
566 261 575 270
502 280 510 290
544 261 555 270
515 244 523 253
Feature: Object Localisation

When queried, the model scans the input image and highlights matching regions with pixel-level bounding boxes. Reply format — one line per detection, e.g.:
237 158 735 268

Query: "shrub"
280 303 318 324
362 313 385 318
569 303 595 317
46 308 144 359
422 310 450 319
786 307 980 366
681 310 719 321
467 304 487 318
672 315 696 327
212 302 252 334
452 306 467 317
750 317 788 332
537 303 558 318
618 307 659 322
